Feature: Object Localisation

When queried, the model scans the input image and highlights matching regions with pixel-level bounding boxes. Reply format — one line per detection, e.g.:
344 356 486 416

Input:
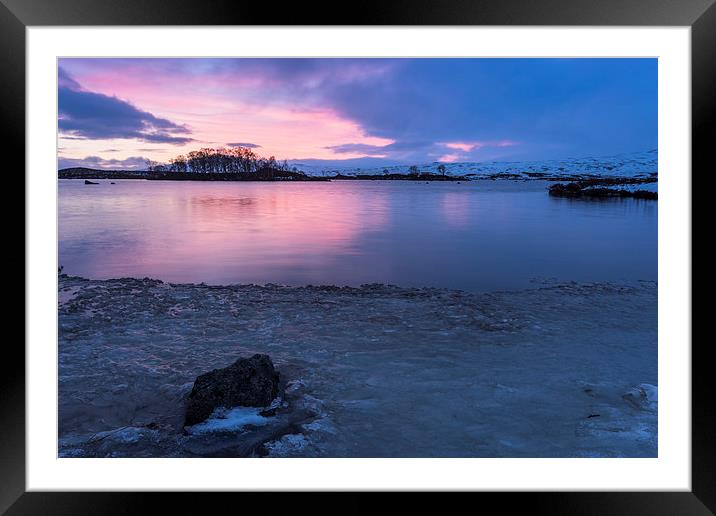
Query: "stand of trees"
146 147 295 174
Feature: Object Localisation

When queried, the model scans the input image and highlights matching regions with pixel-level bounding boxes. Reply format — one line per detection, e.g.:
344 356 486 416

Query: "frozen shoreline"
58 275 657 458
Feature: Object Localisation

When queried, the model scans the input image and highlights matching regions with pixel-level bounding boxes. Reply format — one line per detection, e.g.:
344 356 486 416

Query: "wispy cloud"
227 142 262 148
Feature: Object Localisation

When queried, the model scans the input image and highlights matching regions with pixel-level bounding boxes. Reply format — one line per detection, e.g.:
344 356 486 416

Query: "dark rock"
84 179 99 185
184 354 280 427
548 179 657 200
548 182 583 197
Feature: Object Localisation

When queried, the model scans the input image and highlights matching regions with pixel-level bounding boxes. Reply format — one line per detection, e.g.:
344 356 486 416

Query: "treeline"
146 146 299 174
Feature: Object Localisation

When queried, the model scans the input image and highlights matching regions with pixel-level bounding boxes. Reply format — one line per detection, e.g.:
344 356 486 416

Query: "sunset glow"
58 58 657 170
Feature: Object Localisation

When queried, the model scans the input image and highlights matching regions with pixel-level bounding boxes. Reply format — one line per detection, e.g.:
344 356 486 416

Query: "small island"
59 147 470 182
59 146 658 202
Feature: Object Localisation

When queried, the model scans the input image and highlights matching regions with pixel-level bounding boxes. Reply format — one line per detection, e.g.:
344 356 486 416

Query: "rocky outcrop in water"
184 354 280 427
548 178 657 200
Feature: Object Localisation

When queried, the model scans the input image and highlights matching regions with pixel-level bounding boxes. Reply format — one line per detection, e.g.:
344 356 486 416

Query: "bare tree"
145 159 167 172
169 155 188 172
161 146 304 175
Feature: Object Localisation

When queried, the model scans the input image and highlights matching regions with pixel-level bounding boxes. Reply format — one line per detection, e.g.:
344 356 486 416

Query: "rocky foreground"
58 276 657 458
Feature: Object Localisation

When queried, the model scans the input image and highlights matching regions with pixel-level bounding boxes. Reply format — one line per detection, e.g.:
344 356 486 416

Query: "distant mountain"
291 149 658 180
60 150 658 181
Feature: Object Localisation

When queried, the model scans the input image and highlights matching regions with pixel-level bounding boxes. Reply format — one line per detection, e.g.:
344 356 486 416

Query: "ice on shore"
623 383 658 411
185 406 269 435
263 433 310 457
58 276 657 458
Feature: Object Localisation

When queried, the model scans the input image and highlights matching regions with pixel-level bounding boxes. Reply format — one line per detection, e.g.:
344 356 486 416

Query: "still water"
58 179 657 292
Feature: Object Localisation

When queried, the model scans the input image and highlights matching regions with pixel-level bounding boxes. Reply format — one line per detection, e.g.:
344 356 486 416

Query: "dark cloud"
58 67 194 145
314 59 657 161
224 58 655 162
58 66 82 90
227 142 262 148
58 155 150 170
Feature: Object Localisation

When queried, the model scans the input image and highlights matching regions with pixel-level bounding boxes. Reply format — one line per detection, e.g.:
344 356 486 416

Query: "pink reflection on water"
59 179 658 291
59 181 390 284
440 192 472 228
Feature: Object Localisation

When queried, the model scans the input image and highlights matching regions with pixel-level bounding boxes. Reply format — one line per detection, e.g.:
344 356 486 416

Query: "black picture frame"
5 0 710 513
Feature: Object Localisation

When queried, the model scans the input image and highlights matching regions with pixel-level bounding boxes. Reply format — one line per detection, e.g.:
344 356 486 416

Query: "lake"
58 179 657 292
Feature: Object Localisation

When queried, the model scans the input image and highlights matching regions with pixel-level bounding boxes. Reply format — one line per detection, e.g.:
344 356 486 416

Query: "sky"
57 58 657 170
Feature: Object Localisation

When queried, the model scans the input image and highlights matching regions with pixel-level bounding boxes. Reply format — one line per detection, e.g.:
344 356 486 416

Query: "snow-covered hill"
292 149 658 180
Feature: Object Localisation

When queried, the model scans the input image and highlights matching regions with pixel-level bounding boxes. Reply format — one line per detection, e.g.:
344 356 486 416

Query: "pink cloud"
443 142 484 152
59 105 394 163
442 140 518 153
436 140 519 162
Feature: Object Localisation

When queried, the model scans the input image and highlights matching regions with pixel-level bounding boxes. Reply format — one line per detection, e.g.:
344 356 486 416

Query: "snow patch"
185 406 269 435
623 383 657 411
583 182 658 193
264 433 310 456
285 380 306 394
293 149 658 180
303 417 338 435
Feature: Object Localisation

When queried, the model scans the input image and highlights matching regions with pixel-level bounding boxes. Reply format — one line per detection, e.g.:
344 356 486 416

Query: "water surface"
59 179 657 291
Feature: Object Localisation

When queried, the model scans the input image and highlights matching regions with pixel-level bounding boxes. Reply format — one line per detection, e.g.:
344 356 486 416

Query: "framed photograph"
8 0 710 512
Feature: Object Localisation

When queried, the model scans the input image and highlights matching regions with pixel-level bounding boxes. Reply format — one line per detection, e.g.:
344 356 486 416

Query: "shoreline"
59 173 659 199
57 273 656 295
58 173 651 183
59 275 657 458
59 170 472 182
57 167 657 185
58 169 659 199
